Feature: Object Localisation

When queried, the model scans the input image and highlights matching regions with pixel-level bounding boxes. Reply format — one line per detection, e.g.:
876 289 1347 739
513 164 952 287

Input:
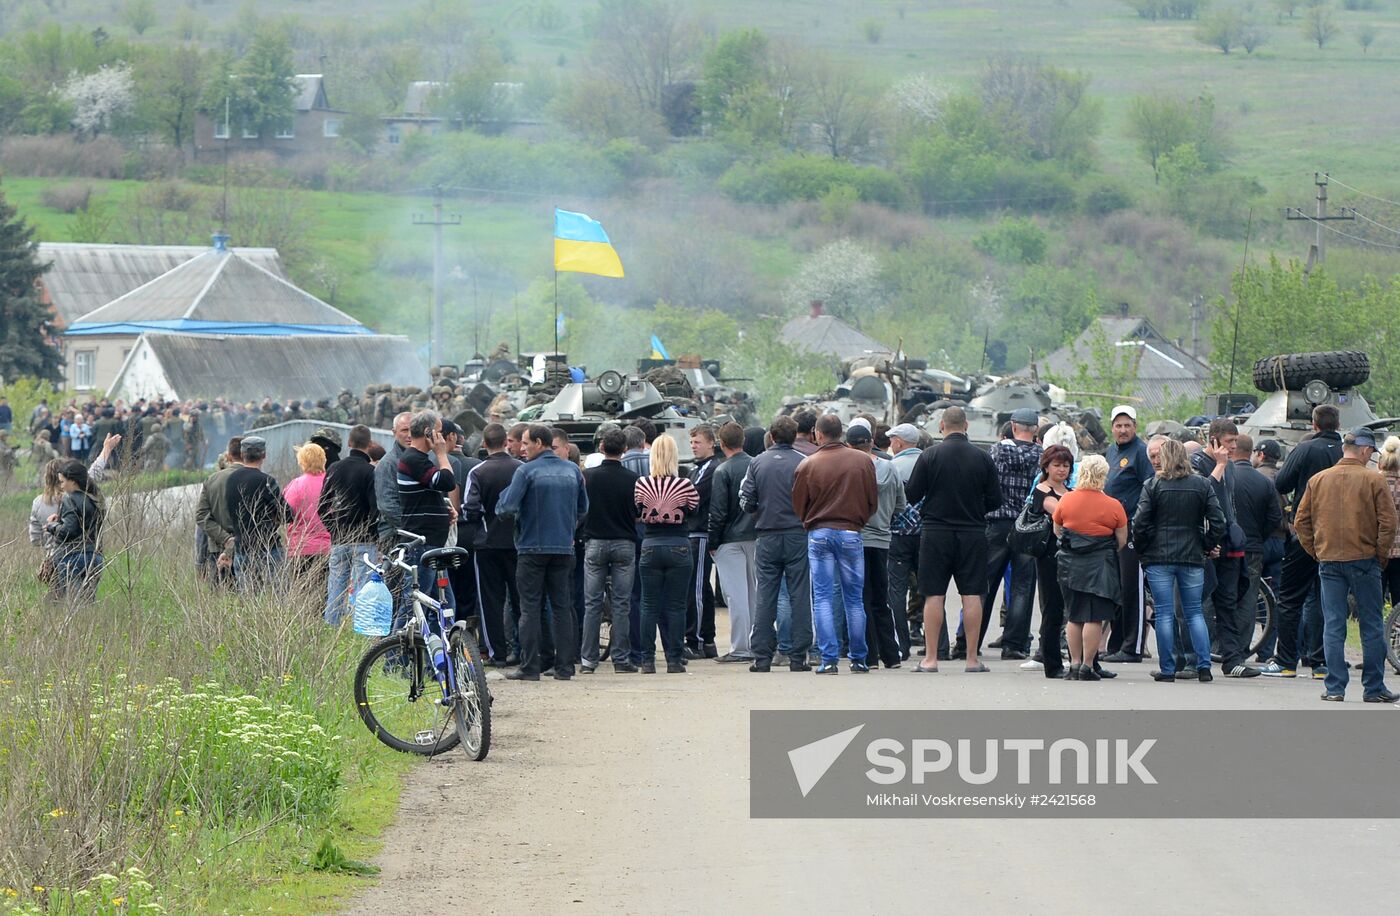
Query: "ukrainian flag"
554 208 625 278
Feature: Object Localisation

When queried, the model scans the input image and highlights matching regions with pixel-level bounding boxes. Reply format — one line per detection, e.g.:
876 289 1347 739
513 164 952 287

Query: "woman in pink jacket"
284 442 332 592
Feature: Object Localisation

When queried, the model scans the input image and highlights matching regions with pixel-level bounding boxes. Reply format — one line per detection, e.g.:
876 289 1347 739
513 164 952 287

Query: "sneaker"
613 661 639 673
790 659 813 672
1311 667 1328 680
1101 651 1142 663
850 660 870 673
1174 670 1198 680
1364 689 1400 703
1225 665 1261 678
702 642 719 659
815 662 839 675
504 669 538 681
1151 670 1175 682
716 652 753 663
1258 661 1296 678
665 662 687 674
1198 669 1214 682
682 646 703 660
1000 649 1029 660
580 663 597 675
1020 658 1045 670
748 660 772 673
1320 693 1344 702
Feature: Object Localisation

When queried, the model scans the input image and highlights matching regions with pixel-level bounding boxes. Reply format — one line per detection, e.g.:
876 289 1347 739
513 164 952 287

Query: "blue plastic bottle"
352 571 394 637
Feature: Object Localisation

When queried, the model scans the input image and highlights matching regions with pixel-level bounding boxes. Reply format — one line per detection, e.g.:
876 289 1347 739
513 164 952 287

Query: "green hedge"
717 155 909 208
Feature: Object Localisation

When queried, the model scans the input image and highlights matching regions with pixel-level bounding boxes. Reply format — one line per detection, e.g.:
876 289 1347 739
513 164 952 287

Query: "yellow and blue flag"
650 335 671 360
553 208 624 278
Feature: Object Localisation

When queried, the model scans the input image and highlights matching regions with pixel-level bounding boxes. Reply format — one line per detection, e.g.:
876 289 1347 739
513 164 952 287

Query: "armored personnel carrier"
526 370 713 462
1232 350 1396 449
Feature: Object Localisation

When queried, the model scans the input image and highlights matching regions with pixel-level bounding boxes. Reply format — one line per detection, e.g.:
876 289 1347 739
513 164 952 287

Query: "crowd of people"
21 390 1400 702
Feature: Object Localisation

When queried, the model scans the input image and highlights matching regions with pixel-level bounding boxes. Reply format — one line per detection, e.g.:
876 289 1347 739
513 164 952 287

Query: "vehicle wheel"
449 631 491 761
354 633 460 755
1386 605 1400 675
1252 350 1370 393
1250 579 1277 661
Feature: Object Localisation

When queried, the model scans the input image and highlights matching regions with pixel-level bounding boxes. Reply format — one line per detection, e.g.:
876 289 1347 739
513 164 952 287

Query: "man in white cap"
1102 404 1155 663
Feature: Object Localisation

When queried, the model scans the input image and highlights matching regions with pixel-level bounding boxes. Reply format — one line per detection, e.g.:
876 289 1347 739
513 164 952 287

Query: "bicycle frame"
364 532 463 728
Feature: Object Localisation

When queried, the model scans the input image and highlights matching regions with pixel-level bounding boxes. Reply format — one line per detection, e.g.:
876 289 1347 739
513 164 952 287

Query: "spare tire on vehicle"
1252 350 1370 393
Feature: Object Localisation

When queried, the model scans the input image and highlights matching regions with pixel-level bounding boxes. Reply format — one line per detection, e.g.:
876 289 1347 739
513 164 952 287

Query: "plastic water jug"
352 572 394 637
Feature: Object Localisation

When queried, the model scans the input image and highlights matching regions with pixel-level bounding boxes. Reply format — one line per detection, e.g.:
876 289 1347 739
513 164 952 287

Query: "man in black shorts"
904 407 1003 672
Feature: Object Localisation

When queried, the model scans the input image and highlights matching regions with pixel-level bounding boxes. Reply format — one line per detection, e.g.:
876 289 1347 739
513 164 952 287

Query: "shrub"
717 155 909 208
1081 178 1135 215
40 183 94 214
973 217 1048 264
0 135 124 179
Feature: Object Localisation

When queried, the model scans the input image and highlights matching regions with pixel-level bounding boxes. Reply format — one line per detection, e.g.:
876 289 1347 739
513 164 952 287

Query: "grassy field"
0 478 420 914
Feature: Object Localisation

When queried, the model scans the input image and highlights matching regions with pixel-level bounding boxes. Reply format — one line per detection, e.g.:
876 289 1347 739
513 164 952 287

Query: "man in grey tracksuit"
849 420 906 668
740 415 812 672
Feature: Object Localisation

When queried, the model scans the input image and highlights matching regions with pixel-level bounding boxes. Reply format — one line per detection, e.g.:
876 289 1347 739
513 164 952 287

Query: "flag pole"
553 270 559 359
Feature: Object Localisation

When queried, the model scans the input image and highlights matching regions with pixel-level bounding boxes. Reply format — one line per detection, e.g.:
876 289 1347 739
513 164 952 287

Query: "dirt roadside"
345 611 1390 916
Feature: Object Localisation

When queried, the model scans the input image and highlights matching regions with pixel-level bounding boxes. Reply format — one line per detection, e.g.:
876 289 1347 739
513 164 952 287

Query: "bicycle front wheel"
1250 580 1277 661
450 630 492 761
354 633 461 755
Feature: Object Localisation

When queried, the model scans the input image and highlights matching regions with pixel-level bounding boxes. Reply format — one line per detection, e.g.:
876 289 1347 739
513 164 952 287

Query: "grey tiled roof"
116 332 427 403
71 250 361 327
39 243 285 326
780 314 892 361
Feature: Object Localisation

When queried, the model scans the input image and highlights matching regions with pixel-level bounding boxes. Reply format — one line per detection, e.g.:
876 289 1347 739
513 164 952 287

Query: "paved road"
346 611 1397 916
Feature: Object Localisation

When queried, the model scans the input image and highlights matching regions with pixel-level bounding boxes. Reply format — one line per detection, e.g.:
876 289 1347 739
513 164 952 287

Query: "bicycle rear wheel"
1385 605 1400 675
354 633 460 755
1250 580 1277 661
449 630 491 761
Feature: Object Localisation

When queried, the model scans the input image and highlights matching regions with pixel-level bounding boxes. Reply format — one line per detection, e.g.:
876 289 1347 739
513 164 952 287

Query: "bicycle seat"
420 546 470 571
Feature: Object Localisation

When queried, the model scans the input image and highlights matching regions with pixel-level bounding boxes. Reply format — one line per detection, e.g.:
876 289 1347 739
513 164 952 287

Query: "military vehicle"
777 356 973 429
1228 350 1397 449
640 359 758 427
523 370 716 462
910 375 1108 453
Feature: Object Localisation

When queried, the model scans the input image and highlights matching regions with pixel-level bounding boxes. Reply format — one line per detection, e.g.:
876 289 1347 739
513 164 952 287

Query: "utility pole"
412 186 461 367
1189 295 1203 362
1285 173 1355 273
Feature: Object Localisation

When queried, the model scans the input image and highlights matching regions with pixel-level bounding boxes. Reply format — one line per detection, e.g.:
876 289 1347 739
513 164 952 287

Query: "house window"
323 118 341 138
387 125 401 144
214 120 230 139
74 350 96 390
275 123 295 139
242 125 259 139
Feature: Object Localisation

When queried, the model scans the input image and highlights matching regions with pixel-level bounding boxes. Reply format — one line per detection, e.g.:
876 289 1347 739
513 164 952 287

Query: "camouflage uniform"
0 432 15 488
140 425 170 471
250 407 279 430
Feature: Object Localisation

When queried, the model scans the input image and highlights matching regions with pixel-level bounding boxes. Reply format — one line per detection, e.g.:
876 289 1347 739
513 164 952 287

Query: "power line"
1325 175 1400 209
1290 212 1400 251
1352 210 1400 236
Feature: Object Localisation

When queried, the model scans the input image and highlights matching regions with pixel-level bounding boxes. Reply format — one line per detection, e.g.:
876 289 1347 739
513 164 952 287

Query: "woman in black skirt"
1051 455 1128 681
1030 445 1075 678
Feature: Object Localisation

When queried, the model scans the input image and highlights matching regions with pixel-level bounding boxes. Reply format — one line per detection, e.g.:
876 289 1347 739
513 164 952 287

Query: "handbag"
1009 500 1055 558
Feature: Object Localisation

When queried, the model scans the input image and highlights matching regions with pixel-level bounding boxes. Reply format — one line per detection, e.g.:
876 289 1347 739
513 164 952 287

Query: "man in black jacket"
709 422 758 663
1230 434 1283 671
580 427 640 673
1189 418 1258 677
318 424 379 626
685 424 719 658
224 436 292 593
904 407 1002 672
1261 405 1343 678
463 422 523 665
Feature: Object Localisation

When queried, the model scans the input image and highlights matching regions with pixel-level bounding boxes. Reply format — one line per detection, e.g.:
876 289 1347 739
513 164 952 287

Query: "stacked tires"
1252 351 1370 393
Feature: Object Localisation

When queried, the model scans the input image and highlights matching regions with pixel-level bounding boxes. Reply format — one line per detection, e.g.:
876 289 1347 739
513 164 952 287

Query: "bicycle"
352 530 491 760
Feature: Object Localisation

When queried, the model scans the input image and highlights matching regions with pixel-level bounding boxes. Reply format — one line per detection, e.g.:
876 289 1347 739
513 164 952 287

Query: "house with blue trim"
62 235 426 401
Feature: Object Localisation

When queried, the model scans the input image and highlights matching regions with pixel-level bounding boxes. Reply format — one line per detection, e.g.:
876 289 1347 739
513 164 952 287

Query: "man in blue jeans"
497 424 590 682
1293 427 1398 703
317 424 380 625
741 415 813 672
791 414 877 674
